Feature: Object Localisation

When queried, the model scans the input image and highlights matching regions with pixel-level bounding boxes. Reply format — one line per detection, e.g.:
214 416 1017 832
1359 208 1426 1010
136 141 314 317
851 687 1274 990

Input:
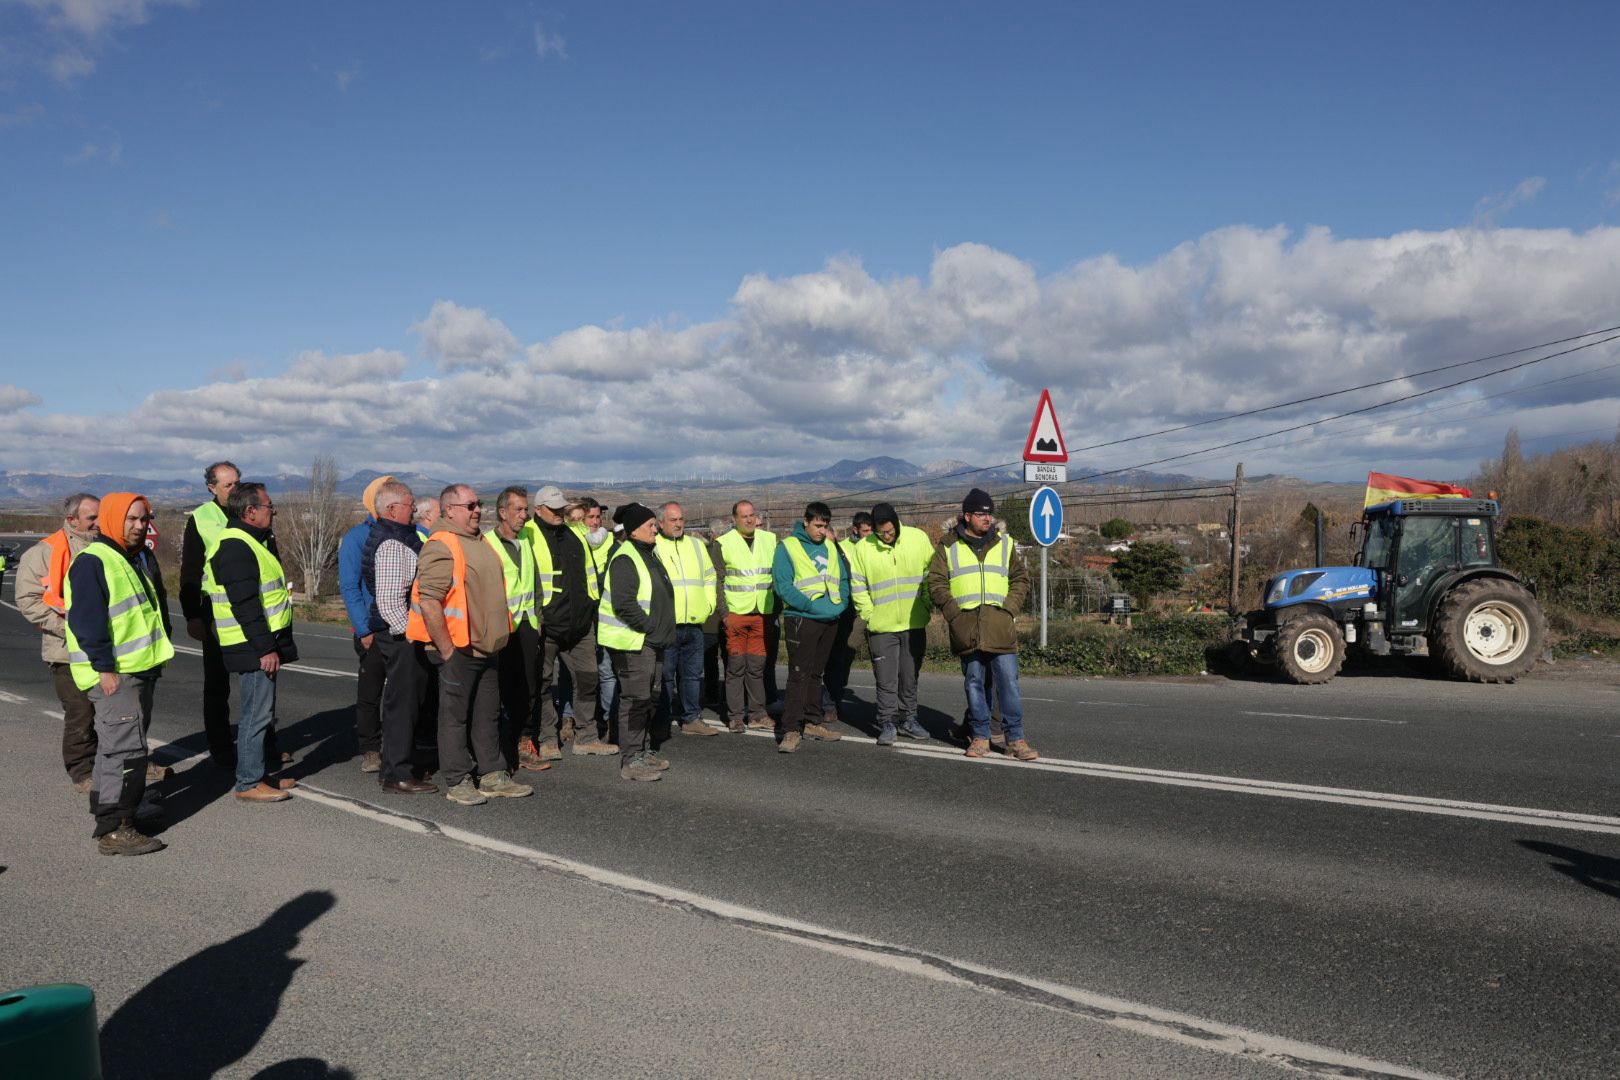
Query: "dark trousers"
821 609 861 716
780 615 837 737
702 632 723 709
352 634 386 753
763 613 781 701
538 632 600 746
437 648 502 788
659 624 706 728
611 645 663 763
201 628 233 758
53 662 97 783
416 644 439 745
496 620 541 768
376 635 420 784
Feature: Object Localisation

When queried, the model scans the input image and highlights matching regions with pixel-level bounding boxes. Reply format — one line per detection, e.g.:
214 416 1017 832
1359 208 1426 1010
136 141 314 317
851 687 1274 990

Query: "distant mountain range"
0 457 1217 509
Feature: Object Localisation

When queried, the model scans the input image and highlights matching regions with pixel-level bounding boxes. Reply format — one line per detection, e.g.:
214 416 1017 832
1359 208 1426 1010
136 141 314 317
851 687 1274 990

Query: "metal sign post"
1028 485 1063 648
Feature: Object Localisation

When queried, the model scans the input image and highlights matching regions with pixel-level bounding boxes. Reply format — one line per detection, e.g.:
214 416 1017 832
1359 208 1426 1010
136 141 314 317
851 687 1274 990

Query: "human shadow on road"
100 890 339 1079
251 1059 355 1079
1518 840 1620 902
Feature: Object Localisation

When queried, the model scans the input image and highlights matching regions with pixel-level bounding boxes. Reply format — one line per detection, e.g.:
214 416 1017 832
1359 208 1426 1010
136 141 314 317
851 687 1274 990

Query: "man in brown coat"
926 488 1038 761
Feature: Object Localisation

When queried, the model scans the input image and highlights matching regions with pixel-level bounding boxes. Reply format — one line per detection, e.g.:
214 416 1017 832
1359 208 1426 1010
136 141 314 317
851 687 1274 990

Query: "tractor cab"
1354 498 1501 639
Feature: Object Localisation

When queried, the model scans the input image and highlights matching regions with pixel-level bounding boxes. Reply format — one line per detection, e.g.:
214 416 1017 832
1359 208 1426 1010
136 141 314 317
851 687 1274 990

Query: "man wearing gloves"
770 501 850 753
851 503 935 746
598 503 675 781
928 489 1038 762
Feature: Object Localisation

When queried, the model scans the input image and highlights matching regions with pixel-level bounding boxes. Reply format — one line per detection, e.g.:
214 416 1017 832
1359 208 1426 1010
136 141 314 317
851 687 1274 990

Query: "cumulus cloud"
0 384 43 412
412 300 520 373
4 225 1620 484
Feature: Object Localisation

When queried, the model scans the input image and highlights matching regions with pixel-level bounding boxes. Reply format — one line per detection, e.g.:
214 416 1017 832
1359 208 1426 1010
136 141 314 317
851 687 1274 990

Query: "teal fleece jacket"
770 520 850 622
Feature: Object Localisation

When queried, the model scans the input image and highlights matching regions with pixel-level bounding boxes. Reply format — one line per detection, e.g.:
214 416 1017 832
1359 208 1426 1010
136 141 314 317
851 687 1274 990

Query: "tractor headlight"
1266 577 1287 605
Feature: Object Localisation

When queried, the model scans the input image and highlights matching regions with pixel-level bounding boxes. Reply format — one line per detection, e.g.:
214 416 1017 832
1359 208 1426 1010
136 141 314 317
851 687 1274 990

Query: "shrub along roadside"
921 614 1234 677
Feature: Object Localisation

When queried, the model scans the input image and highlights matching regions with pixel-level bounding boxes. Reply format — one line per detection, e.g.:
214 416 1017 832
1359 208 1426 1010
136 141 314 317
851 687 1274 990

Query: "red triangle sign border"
1022 388 1068 463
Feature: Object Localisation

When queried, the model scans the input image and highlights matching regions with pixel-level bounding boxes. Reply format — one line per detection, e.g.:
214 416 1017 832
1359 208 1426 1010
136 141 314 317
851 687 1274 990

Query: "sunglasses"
447 501 482 511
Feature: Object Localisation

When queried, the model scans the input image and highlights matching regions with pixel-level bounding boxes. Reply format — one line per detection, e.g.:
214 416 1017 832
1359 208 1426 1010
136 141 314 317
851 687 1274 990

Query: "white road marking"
41 709 58 719
0 690 30 705
284 780 1450 1080
1243 711 1405 725
891 744 1620 835
169 644 354 678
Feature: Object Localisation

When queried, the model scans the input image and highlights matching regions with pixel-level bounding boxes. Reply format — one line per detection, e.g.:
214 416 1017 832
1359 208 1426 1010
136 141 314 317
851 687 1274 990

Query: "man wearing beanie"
852 502 936 745
927 489 1038 761
178 461 241 767
599 503 675 780
770 501 850 752
66 492 174 854
337 474 397 774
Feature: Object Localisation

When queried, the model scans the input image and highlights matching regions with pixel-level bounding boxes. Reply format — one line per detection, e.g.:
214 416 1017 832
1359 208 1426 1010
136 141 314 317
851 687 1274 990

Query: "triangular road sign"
1022 389 1068 463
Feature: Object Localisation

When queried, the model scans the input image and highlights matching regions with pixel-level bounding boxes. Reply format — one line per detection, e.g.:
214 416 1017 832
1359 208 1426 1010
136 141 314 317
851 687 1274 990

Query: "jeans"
596 646 620 740
660 624 706 727
234 668 279 792
961 651 1024 743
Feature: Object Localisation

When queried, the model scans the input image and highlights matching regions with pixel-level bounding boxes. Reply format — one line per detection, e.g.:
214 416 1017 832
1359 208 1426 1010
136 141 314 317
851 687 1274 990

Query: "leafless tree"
277 455 348 599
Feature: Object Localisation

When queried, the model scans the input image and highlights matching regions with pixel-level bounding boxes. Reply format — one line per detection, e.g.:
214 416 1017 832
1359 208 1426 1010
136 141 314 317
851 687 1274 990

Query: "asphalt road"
2 569 1617 1079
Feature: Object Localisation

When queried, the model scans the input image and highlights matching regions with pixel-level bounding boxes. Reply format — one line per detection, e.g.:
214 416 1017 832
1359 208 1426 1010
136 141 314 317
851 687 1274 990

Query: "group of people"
15 459 1040 857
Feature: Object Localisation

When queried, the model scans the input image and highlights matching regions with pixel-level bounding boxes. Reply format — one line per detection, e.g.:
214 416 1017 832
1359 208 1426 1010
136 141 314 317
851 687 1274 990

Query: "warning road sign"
1022 389 1068 463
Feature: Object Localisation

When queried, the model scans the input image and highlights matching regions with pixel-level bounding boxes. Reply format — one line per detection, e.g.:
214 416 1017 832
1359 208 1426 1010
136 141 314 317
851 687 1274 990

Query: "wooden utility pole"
1228 462 1245 614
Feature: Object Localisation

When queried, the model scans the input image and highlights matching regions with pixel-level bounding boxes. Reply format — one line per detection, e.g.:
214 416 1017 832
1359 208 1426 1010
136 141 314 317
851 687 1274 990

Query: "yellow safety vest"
192 499 228 548
781 536 842 604
715 529 777 615
850 526 936 633
654 533 717 625
522 519 600 606
946 533 1012 611
597 543 652 651
485 529 538 629
64 544 175 690
205 526 293 647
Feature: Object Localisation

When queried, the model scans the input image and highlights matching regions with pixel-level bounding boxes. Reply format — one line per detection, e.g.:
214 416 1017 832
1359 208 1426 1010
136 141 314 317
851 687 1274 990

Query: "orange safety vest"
40 529 73 613
406 532 475 648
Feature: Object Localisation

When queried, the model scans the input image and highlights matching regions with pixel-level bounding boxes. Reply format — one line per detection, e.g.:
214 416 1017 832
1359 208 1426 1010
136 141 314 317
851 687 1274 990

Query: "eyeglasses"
252 503 277 514
447 501 482 511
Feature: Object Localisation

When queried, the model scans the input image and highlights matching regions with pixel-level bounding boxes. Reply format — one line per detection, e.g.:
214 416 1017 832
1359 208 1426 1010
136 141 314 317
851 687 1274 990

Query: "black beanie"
614 502 656 535
962 488 994 515
871 502 901 531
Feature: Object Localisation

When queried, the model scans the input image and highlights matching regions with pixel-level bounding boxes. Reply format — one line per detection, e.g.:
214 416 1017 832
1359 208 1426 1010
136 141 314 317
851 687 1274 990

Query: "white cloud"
1473 176 1546 227
9 0 198 83
4 225 1620 485
0 384 42 412
533 19 565 59
412 300 520 373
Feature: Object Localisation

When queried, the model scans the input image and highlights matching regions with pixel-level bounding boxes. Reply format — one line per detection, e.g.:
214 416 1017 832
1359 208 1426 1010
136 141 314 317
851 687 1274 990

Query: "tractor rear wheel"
1432 579 1545 683
1274 612 1345 684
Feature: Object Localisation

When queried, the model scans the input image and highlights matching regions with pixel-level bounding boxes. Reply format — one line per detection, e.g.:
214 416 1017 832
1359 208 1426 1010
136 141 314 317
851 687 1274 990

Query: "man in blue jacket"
769 501 849 753
338 475 393 774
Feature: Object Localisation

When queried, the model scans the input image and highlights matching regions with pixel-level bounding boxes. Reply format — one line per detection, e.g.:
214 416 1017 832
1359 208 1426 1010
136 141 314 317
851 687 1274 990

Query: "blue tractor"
1239 497 1546 684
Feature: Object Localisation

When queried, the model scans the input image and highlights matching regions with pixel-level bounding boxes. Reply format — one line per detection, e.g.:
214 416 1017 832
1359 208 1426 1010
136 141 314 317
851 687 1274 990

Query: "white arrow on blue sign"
1029 485 1063 547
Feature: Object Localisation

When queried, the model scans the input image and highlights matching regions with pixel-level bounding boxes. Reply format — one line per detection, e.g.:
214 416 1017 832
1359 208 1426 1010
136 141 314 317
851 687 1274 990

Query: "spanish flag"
1364 471 1472 507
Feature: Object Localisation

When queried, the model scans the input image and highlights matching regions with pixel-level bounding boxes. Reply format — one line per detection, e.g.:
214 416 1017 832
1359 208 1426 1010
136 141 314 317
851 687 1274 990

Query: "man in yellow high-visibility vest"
654 501 719 738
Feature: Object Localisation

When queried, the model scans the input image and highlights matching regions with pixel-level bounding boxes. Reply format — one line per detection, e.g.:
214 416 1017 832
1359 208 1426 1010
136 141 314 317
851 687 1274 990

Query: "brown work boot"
572 738 619 756
964 738 991 758
990 734 1008 751
234 782 291 803
71 777 92 795
560 720 575 744
1006 739 1039 762
359 751 381 773
728 717 746 733
98 821 165 856
777 731 802 753
679 720 719 737
746 716 773 731
822 709 839 727
517 737 544 768
538 740 564 762
802 722 842 742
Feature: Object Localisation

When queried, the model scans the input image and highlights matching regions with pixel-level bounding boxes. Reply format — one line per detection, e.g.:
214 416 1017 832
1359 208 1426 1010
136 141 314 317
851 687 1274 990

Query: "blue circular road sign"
1029 486 1063 547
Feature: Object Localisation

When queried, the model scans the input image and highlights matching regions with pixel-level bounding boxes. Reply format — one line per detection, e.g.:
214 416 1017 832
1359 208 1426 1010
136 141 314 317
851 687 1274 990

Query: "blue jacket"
338 518 375 637
771 521 849 622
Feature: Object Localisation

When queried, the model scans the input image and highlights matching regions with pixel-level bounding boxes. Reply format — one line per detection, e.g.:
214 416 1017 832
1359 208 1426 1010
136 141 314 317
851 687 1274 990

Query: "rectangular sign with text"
1024 462 1067 483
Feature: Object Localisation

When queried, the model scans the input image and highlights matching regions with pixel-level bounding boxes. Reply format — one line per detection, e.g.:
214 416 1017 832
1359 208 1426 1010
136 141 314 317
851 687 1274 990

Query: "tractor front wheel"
1274 612 1345 684
1432 579 1546 683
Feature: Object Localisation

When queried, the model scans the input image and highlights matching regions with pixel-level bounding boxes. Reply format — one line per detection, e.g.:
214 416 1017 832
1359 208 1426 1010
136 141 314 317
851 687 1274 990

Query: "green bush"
922 613 1232 677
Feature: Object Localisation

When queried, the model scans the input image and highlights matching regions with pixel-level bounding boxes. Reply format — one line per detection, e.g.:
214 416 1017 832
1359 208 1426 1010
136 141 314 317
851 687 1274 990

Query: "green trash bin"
0 983 102 1080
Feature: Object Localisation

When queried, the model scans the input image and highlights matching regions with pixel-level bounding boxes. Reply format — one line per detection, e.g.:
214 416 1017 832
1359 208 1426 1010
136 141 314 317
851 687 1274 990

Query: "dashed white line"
170 644 354 678
1243 711 1405 725
284 780 1451 1080
0 689 31 705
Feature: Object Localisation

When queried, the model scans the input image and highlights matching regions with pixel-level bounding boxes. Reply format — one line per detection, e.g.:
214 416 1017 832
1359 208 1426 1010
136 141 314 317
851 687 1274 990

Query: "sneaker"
98 822 165 856
445 778 488 806
71 777 92 795
875 723 897 747
644 750 672 771
964 738 991 759
803 722 842 742
728 717 747 733
746 716 773 731
778 731 801 754
538 740 564 762
898 718 929 741
478 773 534 799
679 720 720 737
359 751 381 774
619 753 663 782
572 738 619 756
517 738 544 768
1006 739 1039 762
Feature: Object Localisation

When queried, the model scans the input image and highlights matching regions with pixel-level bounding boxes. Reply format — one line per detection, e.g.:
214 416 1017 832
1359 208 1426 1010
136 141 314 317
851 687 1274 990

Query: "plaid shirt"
374 538 417 635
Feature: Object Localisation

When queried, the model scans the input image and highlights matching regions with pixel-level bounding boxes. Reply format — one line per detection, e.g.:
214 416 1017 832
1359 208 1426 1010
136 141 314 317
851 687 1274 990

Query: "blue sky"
2 1 1618 484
